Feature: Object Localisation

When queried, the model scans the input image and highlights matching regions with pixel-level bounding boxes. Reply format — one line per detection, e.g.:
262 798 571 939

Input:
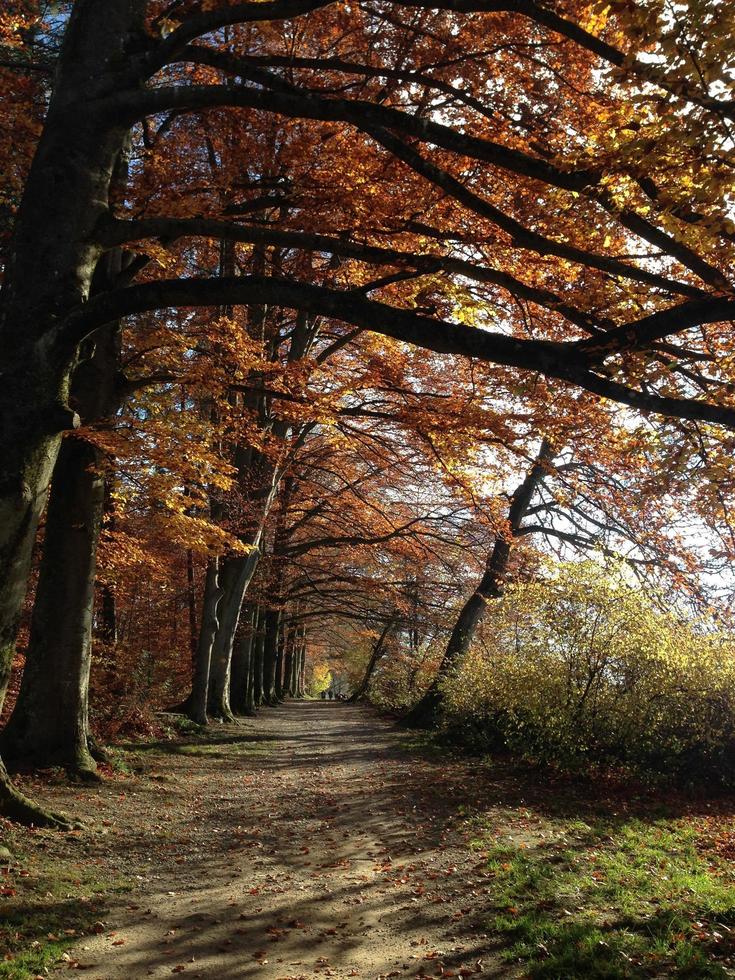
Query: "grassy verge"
472 813 735 978
0 827 130 980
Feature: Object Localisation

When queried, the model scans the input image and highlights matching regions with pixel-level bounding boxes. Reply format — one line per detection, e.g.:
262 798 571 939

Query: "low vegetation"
373 563 735 788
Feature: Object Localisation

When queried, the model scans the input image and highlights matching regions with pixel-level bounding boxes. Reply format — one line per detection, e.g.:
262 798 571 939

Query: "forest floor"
2 702 735 980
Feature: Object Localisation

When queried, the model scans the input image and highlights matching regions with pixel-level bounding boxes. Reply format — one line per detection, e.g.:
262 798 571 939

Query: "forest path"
60 702 515 980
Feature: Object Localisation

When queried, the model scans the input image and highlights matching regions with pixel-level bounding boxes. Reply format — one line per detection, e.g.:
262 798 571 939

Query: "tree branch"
62 273 735 430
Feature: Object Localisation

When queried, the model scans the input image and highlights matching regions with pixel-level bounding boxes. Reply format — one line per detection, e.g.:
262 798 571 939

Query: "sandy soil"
51 702 516 980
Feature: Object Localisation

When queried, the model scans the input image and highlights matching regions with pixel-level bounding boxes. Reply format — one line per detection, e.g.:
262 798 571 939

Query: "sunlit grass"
473 815 735 978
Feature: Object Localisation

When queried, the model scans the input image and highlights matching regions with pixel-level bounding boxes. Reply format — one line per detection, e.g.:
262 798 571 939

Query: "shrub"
441 561 735 786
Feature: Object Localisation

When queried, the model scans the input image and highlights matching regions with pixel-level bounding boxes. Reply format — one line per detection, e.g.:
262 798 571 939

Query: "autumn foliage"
0 0 734 829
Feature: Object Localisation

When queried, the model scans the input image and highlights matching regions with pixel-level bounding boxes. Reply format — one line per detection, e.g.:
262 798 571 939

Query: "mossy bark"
0 1 148 821
1 435 104 780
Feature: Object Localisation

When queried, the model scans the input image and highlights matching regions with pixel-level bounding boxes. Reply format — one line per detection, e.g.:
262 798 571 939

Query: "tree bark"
230 604 256 716
348 618 395 703
0 0 148 823
1 239 124 778
296 626 307 697
252 605 266 707
1 434 104 779
282 622 295 699
186 549 197 663
187 559 223 725
207 550 260 720
403 440 553 728
275 620 286 700
262 607 282 706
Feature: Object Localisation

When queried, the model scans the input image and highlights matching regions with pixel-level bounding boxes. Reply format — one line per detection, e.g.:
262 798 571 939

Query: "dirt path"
58 702 511 980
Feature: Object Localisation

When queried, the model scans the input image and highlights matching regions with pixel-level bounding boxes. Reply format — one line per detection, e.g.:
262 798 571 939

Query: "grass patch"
398 730 465 761
174 736 275 757
0 830 130 979
473 814 735 978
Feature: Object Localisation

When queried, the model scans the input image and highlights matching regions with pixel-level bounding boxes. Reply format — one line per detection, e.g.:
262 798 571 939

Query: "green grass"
173 736 274 757
473 815 735 978
0 833 130 980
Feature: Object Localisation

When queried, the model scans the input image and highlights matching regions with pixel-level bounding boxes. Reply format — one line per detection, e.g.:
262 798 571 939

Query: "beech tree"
1 0 734 822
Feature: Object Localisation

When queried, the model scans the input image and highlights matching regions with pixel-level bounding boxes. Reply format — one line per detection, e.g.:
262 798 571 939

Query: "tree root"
67 765 102 785
0 766 73 829
88 735 110 764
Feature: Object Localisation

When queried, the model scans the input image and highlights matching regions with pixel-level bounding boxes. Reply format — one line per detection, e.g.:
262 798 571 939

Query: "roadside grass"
472 813 735 978
0 828 130 980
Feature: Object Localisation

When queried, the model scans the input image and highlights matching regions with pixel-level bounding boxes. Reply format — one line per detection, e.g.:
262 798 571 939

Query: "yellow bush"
441 562 735 785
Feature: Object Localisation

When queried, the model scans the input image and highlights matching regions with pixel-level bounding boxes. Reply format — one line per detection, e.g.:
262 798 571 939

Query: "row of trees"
0 0 734 823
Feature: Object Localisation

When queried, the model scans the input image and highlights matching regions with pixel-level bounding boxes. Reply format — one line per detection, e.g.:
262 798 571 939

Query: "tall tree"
2 0 735 823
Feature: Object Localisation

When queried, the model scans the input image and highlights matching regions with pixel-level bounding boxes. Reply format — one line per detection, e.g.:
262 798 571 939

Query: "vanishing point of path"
57 702 512 979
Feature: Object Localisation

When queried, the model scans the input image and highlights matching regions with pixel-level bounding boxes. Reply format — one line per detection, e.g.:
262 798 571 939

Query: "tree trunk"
207 551 260 720
1 434 104 779
403 440 553 729
186 550 197 663
282 623 295 699
296 626 307 698
1 256 123 778
262 608 282 706
252 606 266 707
98 482 118 647
348 619 395 703
275 621 287 701
0 0 148 823
187 559 223 725
230 604 256 716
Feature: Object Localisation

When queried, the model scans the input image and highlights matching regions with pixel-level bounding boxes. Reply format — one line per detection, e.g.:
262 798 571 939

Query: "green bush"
441 562 735 786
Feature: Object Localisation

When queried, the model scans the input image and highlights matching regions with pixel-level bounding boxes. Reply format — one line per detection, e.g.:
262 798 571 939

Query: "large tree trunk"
1 434 104 779
0 1 147 823
403 440 553 729
2 247 124 777
207 551 260 720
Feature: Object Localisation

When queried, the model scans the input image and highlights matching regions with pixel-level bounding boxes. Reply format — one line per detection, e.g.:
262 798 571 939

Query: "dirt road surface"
59 702 513 980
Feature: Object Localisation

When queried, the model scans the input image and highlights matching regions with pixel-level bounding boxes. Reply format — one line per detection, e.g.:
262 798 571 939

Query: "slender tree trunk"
186 550 197 663
187 559 223 725
262 607 282 706
348 618 395 703
99 585 117 647
275 621 286 701
230 604 256 716
296 627 307 697
252 606 266 706
403 440 553 728
282 623 295 699
98 483 118 647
